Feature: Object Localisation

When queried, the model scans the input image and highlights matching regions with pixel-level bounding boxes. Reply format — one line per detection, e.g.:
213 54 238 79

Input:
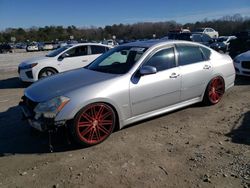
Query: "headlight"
20 63 38 70
34 96 70 118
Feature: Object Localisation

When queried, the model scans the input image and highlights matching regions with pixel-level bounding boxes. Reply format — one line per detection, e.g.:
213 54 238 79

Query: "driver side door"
130 46 181 116
59 45 90 71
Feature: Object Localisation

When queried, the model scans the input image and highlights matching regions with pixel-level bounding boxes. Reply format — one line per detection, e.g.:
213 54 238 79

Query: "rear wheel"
38 68 57 79
70 103 116 146
203 76 225 105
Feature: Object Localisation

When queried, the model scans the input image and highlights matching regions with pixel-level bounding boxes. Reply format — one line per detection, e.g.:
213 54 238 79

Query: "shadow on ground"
0 105 81 156
0 77 29 89
226 111 250 145
234 75 250 86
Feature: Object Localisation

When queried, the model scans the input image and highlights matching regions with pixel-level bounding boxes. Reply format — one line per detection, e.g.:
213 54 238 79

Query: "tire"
38 67 57 79
70 103 116 146
203 76 225 105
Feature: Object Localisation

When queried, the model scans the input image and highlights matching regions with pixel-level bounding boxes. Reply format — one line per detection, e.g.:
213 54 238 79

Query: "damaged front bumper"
19 97 66 132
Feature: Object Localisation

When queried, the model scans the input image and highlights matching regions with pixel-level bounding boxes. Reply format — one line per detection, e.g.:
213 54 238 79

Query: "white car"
234 50 250 76
194 28 219 38
42 43 54 50
26 43 39 52
18 43 112 82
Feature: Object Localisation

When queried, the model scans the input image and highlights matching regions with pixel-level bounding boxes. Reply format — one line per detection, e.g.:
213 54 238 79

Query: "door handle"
169 73 180 78
203 65 211 69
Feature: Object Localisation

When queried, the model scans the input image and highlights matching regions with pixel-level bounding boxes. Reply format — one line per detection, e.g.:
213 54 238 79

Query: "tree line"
0 14 249 43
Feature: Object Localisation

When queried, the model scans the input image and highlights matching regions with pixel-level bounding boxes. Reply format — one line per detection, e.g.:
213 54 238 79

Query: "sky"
0 0 250 30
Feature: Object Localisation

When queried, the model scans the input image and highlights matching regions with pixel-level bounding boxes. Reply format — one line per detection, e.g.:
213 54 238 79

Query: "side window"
144 47 176 71
200 46 211 60
91 45 106 54
176 45 204 66
66 46 88 57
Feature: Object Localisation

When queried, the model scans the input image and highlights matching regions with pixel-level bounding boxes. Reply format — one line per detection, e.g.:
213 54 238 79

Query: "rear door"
176 44 213 101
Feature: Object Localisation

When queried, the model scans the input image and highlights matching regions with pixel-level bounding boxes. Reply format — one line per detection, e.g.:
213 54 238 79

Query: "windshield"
87 46 148 74
46 45 72 57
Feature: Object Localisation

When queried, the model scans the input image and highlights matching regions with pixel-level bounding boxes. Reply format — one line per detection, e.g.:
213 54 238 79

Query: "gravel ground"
0 52 249 188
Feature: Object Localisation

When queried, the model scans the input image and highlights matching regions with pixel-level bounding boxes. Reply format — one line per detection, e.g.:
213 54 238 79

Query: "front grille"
21 96 38 116
242 71 250 75
242 61 250 69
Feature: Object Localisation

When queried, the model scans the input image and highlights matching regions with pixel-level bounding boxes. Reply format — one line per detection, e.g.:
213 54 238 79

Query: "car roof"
70 43 111 47
121 39 204 48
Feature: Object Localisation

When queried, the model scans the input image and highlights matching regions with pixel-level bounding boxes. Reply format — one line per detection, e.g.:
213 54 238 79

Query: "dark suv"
0 43 13 53
229 30 250 58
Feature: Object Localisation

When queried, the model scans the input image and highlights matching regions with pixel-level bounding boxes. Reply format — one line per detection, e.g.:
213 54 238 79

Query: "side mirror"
139 66 157 75
58 53 69 61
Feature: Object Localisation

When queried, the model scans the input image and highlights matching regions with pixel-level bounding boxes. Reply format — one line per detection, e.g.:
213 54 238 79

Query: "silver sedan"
20 40 235 146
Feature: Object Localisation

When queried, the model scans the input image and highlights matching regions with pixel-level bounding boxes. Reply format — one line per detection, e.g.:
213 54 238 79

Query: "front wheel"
38 68 57 79
203 76 225 105
70 103 116 146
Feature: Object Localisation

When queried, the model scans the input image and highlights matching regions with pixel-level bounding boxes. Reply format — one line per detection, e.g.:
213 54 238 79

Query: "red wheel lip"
76 103 115 145
208 77 225 104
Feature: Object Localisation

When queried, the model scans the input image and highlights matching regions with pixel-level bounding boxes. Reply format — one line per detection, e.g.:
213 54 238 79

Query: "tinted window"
91 45 107 54
200 46 211 60
144 48 176 71
177 45 204 66
66 46 88 57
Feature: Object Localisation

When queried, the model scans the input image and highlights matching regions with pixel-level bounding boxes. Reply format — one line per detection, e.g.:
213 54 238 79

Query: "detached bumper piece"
19 96 55 132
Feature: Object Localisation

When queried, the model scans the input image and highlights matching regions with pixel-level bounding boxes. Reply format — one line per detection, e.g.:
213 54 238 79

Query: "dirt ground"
0 52 249 188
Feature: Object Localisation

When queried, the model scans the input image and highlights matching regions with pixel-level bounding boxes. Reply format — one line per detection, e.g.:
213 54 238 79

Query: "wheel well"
38 67 58 78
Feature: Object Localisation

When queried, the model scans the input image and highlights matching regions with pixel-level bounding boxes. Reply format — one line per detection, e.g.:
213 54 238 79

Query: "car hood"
19 56 50 67
235 50 250 61
25 68 118 102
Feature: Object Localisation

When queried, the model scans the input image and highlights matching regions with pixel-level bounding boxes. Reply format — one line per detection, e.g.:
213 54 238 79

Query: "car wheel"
70 103 116 146
203 76 225 105
38 68 57 79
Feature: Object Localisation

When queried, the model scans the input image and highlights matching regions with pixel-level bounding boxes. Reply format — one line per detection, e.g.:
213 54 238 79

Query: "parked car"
210 36 237 53
191 33 215 46
233 50 250 76
16 42 27 49
26 43 39 52
20 40 235 147
102 39 118 46
229 30 250 58
42 42 54 50
167 32 214 47
194 28 219 38
18 43 112 82
0 43 13 53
